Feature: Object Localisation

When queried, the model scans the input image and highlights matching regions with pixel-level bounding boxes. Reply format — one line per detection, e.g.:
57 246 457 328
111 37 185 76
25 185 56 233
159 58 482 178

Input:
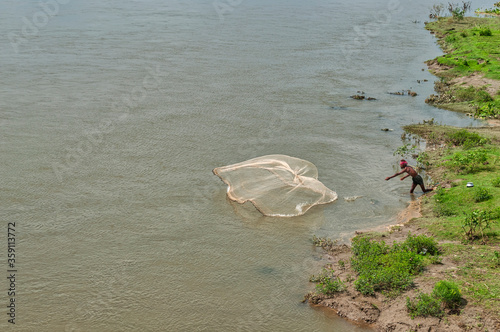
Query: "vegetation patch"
309 268 346 295
476 2 500 16
349 234 438 296
406 292 444 319
406 280 462 319
424 16 500 118
403 124 500 317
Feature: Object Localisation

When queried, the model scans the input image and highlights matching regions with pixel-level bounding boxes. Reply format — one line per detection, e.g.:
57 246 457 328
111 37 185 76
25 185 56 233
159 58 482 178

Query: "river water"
0 0 492 331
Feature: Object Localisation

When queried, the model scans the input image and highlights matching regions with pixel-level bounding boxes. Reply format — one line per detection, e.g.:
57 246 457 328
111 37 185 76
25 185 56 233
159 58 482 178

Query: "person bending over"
385 160 433 194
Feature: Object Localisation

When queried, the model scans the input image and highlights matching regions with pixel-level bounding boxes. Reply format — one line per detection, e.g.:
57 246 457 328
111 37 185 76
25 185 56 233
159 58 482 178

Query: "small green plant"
481 7 500 14
400 233 440 256
317 276 345 295
462 209 495 242
428 255 443 264
454 86 477 101
473 187 493 203
445 149 488 173
432 280 462 308
475 90 493 102
406 293 444 319
394 143 417 159
416 152 430 167
351 237 424 296
474 102 500 119
312 236 338 251
480 27 492 36
447 1 472 20
492 251 500 267
492 176 500 187
445 129 489 148
310 268 345 295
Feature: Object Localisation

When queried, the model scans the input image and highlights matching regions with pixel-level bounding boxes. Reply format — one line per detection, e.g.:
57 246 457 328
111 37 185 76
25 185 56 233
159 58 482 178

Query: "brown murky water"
0 0 489 330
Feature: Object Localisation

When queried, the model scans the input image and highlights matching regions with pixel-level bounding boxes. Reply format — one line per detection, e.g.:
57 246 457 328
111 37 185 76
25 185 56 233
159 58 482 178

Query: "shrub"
474 102 500 119
492 251 500 267
445 149 488 173
478 27 493 36
393 143 417 159
473 187 493 203
406 293 444 319
492 176 500 187
316 277 345 295
351 237 388 258
454 86 476 101
432 280 462 308
351 237 424 296
400 233 439 256
462 209 495 242
475 90 493 102
447 1 471 20
310 268 346 295
354 258 416 296
416 151 430 167
445 129 489 148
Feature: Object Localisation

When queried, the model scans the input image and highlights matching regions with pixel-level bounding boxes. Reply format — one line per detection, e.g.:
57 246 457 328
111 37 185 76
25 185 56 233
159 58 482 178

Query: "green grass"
406 293 444 319
426 17 500 80
425 17 500 117
309 124 500 320
350 235 439 296
439 243 500 314
406 280 462 319
403 125 500 317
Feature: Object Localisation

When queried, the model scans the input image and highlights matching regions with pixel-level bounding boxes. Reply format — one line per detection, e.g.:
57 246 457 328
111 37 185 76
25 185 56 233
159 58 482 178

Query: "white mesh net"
213 155 338 217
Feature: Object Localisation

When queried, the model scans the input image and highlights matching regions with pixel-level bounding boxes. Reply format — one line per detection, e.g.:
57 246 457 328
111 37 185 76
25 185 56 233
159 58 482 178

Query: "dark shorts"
412 175 424 186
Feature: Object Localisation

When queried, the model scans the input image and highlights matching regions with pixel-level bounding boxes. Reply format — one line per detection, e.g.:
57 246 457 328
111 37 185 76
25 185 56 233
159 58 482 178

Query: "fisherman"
385 159 433 194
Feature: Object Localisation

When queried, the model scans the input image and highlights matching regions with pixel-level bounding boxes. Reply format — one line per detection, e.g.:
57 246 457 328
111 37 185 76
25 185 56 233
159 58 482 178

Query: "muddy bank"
304 196 500 332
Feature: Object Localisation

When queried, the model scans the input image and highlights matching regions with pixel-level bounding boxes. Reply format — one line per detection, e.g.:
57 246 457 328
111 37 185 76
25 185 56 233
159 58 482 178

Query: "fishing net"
213 155 337 217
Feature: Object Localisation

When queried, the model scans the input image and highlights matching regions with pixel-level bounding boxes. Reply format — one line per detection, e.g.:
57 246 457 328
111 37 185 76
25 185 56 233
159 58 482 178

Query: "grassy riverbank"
304 9 500 332
404 123 500 312
424 16 500 118
305 125 500 331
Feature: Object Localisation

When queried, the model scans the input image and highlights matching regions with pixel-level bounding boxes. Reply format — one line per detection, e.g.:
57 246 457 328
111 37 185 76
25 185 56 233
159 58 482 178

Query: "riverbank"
303 13 500 332
423 16 500 118
304 124 500 331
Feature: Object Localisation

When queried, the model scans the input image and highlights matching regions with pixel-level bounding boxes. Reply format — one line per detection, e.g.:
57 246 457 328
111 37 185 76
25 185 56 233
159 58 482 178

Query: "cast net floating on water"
213 155 338 217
